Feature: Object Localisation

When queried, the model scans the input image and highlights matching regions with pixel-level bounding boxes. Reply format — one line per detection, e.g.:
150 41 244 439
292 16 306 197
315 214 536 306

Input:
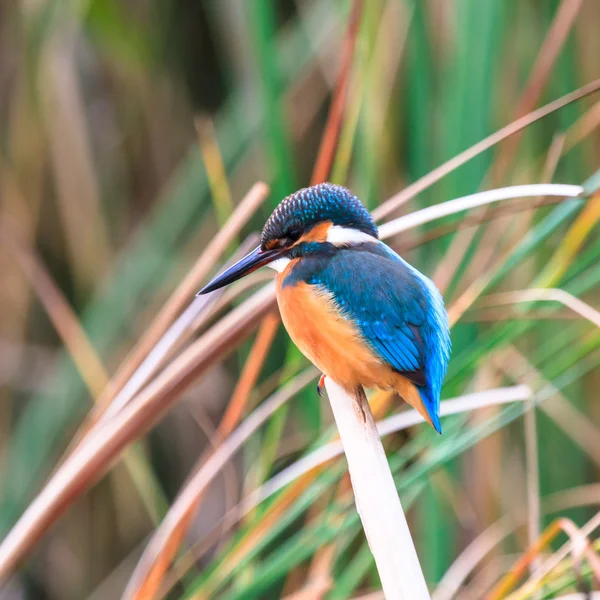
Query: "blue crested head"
260 183 378 250
197 183 377 294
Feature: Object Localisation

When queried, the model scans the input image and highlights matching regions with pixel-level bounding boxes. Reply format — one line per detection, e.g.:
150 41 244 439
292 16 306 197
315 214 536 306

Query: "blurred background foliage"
1 0 600 598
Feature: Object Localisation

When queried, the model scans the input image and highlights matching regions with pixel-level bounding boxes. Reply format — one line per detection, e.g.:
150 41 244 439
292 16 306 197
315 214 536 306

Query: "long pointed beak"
197 245 284 295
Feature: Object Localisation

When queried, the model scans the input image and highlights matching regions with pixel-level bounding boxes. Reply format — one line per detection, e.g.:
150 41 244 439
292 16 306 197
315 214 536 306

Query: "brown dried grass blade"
434 486 600 600
488 517 600 599
219 313 281 436
491 0 584 184
0 283 277 581
154 392 395 598
477 288 600 329
195 116 234 226
0 224 170 524
122 368 316 600
564 99 600 151
372 78 600 222
0 225 108 398
63 234 259 470
310 0 364 185
41 30 112 290
445 188 596 327
433 126 565 295
129 313 280 600
398 193 570 253
99 234 261 421
94 182 269 415
505 511 600 599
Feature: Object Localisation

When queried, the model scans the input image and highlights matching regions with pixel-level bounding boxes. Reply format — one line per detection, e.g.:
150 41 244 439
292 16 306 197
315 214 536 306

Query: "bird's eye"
287 229 302 242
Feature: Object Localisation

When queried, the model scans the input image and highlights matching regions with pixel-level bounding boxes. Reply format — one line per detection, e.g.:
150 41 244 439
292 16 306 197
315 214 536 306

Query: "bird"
198 183 451 433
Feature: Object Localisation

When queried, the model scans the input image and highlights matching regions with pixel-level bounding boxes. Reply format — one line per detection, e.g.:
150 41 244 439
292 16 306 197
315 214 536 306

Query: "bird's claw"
317 373 326 397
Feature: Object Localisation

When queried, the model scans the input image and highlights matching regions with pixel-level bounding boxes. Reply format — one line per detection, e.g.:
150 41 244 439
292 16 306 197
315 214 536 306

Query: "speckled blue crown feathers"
261 183 378 248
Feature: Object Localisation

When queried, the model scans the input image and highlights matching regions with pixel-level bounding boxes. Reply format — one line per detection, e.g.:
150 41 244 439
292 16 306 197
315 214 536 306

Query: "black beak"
197 245 284 295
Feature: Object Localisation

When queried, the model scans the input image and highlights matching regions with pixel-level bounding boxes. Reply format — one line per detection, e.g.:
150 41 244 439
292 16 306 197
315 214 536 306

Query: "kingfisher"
199 183 451 433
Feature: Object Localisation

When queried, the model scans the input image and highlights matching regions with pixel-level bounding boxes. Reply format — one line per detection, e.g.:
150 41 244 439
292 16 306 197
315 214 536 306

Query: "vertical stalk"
324 378 430 599
524 397 541 576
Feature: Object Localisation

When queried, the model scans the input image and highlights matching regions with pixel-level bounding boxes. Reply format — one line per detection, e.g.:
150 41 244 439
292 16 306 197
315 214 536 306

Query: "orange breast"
275 264 435 428
275 267 391 391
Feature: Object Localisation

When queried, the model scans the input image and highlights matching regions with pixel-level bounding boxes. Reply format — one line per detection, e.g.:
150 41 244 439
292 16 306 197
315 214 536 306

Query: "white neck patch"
266 257 291 273
326 225 377 247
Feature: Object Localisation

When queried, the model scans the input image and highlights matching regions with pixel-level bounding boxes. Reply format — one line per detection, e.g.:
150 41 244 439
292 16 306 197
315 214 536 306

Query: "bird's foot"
316 373 327 397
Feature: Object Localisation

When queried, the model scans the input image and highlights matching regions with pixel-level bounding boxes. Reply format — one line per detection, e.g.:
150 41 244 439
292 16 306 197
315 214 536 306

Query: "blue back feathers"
261 183 378 249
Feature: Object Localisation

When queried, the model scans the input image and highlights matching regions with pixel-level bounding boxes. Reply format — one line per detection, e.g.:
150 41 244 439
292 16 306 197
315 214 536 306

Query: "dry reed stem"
64 234 259 469
128 1 361 580
442 186 587 327
379 184 583 240
292 392 401 594
0 0 358 576
434 131 565 296
158 391 394 596
1 223 170 523
400 193 570 254
154 384 527 599
240 385 532 514
100 234 260 421
323 379 430 600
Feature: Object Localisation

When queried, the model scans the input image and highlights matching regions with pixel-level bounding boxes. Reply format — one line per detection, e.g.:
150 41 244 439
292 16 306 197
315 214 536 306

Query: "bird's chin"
266 257 291 273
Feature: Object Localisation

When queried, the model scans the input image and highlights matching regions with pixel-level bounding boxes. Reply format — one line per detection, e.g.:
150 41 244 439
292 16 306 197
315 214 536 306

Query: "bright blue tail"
418 386 442 434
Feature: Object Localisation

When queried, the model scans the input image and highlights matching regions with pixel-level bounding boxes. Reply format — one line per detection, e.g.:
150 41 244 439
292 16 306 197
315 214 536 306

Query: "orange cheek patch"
300 220 333 244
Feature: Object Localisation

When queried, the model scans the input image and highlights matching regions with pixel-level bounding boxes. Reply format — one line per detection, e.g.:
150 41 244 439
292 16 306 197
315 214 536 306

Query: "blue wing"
322 245 432 376
290 242 451 428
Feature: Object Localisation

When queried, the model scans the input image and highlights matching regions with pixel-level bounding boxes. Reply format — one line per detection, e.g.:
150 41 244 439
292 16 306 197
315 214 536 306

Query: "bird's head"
198 183 378 294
